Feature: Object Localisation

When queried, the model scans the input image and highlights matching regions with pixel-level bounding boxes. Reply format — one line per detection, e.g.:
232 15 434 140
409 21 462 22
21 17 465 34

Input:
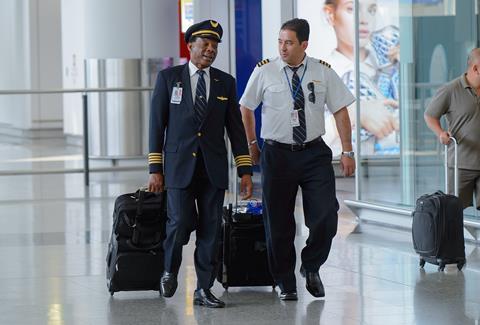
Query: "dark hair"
280 18 310 43
324 0 337 5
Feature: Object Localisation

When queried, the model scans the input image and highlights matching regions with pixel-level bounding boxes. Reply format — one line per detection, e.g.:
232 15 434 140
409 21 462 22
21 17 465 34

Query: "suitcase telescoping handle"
444 136 458 196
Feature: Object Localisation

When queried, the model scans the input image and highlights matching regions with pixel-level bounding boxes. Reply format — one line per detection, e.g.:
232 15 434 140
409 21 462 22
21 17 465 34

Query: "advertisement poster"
297 0 400 156
180 0 194 33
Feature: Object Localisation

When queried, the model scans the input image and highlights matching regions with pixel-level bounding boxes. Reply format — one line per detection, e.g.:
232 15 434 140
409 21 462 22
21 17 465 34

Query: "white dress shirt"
240 55 355 144
189 61 210 103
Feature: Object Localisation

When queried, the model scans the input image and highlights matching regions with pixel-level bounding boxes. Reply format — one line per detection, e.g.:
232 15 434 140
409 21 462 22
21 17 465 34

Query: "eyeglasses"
307 82 315 103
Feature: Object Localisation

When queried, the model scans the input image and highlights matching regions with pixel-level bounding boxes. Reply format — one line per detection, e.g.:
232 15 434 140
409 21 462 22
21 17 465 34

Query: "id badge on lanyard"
284 63 307 127
170 82 183 104
290 110 300 127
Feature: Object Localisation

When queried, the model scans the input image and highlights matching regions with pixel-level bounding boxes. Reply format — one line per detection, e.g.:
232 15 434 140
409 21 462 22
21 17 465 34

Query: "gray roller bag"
412 138 466 271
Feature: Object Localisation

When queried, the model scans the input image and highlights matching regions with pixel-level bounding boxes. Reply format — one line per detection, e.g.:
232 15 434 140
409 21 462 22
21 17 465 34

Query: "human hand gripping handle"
424 113 451 145
439 130 452 145
240 174 253 200
148 173 164 193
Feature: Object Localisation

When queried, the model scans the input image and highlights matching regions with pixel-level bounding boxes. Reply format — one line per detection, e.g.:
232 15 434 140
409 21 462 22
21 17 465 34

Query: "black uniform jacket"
149 63 252 189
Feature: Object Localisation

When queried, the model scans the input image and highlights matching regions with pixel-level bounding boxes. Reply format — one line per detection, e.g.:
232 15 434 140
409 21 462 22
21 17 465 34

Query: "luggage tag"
170 82 183 104
290 109 300 127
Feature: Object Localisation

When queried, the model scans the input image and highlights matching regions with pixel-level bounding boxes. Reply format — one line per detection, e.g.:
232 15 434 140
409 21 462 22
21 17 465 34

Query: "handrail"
0 87 156 186
0 87 153 95
413 82 444 89
0 82 445 186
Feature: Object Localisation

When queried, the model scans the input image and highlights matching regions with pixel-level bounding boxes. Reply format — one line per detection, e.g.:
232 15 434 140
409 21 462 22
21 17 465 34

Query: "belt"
264 136 323 152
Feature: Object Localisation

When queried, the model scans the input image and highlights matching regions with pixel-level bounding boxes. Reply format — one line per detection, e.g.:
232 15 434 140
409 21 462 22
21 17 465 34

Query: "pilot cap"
184 19 223 43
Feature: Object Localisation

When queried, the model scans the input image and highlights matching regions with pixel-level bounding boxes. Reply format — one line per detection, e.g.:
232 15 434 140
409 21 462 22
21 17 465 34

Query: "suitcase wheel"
110 291 114 296
457 261 465 271
419 258 425 268
438 263 446 272
222 283 228 290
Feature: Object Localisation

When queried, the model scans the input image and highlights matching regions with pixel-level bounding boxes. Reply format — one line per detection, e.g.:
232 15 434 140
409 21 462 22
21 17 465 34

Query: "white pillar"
142 0 180 59
261 0 294 59
62 0 179 138
0 0 63 139
194 0 234 73
61 0 85 139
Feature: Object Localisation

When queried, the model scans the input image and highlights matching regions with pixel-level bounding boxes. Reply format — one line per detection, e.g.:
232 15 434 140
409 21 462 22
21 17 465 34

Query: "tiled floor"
0 156 480 324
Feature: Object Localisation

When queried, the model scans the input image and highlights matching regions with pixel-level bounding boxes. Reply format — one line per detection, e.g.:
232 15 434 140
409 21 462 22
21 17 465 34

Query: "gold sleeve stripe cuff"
148 153 162 157
236 163 252 167
235 156 252 161
235 157 252 163
234 155 251 161
148 161 162 165
235 158 252 165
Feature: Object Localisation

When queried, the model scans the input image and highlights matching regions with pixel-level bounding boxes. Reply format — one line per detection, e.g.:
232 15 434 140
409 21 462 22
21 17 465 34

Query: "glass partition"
392 0 479 220
299 0 479 219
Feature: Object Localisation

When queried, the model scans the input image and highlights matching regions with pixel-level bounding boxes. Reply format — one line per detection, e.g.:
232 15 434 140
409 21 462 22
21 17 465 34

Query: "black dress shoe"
193 289 225 308
279 291 298 301
160 271 178 298
300 266 325 298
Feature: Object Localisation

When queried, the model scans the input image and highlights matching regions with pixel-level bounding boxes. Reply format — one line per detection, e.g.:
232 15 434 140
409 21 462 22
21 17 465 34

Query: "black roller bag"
217 203 274 289
106 190 167 295
412 138 466 271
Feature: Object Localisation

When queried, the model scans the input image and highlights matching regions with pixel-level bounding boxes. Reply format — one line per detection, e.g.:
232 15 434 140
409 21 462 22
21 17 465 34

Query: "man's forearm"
333 107 353 151
240 106 257 142
424 114 444 136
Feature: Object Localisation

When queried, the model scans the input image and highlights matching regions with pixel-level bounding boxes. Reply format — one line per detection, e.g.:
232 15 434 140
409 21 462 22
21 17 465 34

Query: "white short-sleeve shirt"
239 55 355 143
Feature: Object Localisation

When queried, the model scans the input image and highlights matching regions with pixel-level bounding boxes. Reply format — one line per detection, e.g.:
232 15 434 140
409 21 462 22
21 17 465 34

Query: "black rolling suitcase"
217 202 274 289
106 189 167 295
412 138 466 271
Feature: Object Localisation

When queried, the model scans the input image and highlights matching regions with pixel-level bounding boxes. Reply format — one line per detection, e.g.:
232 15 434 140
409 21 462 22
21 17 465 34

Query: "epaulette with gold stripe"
148 152 163 165
318 59 331 68
234 155 252 168
256 59 270 67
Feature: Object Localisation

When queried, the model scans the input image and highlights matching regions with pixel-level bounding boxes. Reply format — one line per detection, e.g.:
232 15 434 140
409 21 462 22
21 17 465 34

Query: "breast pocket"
264 83 290 109
310 84 327 109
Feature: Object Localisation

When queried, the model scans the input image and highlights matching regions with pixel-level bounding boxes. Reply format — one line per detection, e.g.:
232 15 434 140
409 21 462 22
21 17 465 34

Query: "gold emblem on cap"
210 20 218 28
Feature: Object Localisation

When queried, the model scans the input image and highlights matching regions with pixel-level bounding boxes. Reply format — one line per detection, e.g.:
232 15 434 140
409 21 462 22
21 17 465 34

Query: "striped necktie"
194 70 207 125
290 66 306 144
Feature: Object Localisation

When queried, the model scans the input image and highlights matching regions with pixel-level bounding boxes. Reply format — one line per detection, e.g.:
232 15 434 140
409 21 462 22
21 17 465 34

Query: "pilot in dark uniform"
148 19 253 308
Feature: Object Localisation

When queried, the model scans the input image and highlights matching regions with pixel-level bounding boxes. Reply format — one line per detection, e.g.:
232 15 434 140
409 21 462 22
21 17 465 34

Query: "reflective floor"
1 167 480 325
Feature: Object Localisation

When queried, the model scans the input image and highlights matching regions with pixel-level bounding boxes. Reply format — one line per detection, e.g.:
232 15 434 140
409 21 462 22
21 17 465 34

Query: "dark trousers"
261 140 339 292
163 154 225 289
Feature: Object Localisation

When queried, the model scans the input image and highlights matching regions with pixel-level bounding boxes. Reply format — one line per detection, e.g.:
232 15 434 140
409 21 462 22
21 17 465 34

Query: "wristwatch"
341 151 355 158
248 139 258 147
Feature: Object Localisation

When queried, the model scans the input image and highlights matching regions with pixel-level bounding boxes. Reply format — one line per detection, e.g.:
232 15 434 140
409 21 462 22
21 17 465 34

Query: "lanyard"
284 62 307 102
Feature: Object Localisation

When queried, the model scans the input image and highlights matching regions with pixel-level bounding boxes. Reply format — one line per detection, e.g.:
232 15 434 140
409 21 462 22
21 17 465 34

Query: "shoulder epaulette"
256 59 270 67
318 59 331 68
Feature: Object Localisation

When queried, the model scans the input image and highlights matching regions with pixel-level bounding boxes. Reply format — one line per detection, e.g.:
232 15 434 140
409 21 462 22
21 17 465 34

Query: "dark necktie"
290 66 306 144
194 70 207 124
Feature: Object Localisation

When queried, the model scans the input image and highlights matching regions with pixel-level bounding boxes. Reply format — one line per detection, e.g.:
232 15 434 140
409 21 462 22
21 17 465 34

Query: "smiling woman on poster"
321 0 400 156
